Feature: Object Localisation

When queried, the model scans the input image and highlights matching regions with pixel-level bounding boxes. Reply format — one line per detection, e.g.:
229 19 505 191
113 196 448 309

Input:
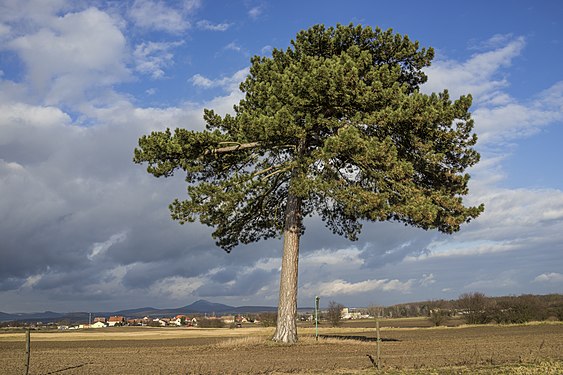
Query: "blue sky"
0 0 562 313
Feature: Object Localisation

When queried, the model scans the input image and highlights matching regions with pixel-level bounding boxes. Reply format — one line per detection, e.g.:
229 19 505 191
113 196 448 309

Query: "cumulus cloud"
300 247 365 268
128 0 193 33
472 82 563 144
5 7 129 105
190 67 249 92
302 278 414 297
533 272 563 283
149 275 206 300
134 40 183 79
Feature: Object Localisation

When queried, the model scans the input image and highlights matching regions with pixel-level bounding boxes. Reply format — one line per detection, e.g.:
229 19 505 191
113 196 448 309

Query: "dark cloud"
197 269 273 297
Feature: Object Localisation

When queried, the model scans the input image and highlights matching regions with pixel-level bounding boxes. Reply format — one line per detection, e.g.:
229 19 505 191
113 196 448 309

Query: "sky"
0 0 562 313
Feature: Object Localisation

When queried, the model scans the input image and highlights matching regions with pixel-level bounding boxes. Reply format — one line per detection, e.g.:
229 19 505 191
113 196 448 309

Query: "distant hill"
0 300 280 323
184 299 234 313
0 310 65 322
0 297 303 323
0 311 14 320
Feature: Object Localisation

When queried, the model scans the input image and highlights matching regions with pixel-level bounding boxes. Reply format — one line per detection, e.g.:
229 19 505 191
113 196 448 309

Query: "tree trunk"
272 189 302 344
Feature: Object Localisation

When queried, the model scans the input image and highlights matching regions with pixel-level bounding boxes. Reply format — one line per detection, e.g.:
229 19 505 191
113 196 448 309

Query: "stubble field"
0 320 561 374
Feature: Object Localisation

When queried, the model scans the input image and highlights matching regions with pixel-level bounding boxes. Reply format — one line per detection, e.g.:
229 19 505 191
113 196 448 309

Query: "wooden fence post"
24 328 30 375
376 318 381 370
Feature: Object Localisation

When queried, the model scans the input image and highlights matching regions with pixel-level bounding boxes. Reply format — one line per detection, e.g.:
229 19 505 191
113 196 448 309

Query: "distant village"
50 308 371 330
1 307 371 330
76 307 368 329
75 314 238 329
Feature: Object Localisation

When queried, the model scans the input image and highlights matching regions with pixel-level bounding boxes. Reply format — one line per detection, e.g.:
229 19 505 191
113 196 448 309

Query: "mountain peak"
184 299 234 313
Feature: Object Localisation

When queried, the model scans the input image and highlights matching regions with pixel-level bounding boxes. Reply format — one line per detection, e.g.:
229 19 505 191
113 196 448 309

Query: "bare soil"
0 322 561 374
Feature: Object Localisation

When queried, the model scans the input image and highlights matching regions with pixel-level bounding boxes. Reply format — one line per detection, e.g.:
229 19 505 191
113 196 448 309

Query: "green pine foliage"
134 23 484 252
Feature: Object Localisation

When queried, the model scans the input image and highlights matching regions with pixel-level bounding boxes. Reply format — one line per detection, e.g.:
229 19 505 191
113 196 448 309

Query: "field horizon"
1 318 561 374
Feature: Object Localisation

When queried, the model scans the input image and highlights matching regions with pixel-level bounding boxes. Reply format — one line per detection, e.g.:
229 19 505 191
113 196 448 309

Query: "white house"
90 321 106 328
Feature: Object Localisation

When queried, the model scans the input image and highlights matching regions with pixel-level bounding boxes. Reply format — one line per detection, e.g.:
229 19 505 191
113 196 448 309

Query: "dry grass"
0 326 270 341
0 322 561 374
213 333 371 349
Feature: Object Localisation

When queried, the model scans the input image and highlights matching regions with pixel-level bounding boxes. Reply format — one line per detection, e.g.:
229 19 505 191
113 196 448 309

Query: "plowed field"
1 323 561 374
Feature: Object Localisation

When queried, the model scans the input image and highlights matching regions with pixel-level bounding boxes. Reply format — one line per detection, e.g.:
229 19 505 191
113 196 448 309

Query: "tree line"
370 293 562 325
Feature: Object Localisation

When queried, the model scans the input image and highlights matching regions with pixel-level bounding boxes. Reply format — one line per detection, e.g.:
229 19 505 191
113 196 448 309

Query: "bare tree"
327 301 345 327
366 304 383 318
457 292 491 324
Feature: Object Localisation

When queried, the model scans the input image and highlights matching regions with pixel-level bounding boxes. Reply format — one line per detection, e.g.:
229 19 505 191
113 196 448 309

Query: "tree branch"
262 166 291 180
208 142 260 154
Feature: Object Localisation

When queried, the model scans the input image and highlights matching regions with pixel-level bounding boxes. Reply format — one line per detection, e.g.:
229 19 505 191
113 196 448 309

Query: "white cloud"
303 278 414 297
261 45 273 55
0 0 68 26
6 7 129 105
469 33 516 51
196 20 231 31
419 273 435 287
251 257 281 272
0 23 11 37
301 247 364 267
407 240 518 260
248 5 264 19
533 272 563 284
464 273 518 290
473 83 563 144
21 274 42 289
84 264 133 297
424 36 525 102
129 0 191 33
0 102 71 132
190 67 249 92
182 0 202 13
134 40 183 79
88 232 128 260
191 74 214 88
225 41 242 52
149 275 206 300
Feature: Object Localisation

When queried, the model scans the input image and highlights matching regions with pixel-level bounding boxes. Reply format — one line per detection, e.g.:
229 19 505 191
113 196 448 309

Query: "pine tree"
134 24 484 344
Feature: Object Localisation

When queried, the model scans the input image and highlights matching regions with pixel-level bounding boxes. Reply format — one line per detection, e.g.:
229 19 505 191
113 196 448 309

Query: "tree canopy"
134 23 484 343
135 24 482 249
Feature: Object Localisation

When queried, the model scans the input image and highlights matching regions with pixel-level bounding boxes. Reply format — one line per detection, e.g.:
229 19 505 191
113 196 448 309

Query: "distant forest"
359 293 562 325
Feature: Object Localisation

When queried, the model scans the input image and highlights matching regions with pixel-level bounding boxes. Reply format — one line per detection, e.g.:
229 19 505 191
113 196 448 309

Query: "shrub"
428 310 448 326
197 318 225 328
258 312 277 327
